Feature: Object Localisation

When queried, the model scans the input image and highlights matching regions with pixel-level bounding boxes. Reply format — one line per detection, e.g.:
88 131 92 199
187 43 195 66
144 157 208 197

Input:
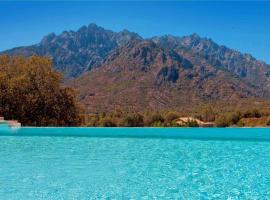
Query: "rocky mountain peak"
40 32 57 45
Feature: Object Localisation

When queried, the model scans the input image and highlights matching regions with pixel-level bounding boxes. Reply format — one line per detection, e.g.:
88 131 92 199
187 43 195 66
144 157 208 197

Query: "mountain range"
2 23 270 113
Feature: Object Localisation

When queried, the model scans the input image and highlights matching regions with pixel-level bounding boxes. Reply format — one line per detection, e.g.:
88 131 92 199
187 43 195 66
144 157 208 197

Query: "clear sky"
1 1 270 63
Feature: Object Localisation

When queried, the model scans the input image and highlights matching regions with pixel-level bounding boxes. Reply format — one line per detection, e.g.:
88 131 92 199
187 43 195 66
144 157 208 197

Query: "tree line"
83 108 270 127
83 111 198 127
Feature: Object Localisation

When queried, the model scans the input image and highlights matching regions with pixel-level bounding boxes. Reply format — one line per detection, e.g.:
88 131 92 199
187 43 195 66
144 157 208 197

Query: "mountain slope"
152 34 270 95
2 24 270 112
75 39 262 113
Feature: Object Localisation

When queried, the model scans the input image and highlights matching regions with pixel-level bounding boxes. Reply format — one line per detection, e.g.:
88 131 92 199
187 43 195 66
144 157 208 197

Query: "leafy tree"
0 55 82 126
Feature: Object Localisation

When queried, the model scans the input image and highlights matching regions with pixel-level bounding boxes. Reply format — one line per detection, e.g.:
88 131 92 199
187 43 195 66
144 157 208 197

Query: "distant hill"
2 23 270 113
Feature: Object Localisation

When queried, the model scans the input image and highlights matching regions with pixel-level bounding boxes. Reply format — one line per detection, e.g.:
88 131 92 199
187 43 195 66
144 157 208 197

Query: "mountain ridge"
2 23 270 112
2 23 142 78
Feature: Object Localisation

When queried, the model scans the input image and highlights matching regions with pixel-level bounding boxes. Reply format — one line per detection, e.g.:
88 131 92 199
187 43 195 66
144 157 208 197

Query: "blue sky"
1 1 270 63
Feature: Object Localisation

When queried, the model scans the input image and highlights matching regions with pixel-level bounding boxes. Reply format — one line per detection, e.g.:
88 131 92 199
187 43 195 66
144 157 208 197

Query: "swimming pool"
1 128 270 199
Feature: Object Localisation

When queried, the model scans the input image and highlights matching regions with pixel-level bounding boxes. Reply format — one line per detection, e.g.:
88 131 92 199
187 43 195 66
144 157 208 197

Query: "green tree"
0 55 82 126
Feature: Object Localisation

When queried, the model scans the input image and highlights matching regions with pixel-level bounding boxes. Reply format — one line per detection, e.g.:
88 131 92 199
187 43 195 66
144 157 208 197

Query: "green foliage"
198 106 216 122
266 117 270 126
83 108 270 128
215 116 230 127
85 115 100 127
152 121 165 127
242 109 262 118
145 113 164 126
99 118 117 127
164 112 179 124
185 120 199 127
121 113 144 127
174 119 199 127
170 121 182 127
227 112 241 125
214 110 269 127
0 55 82 126
84 111 180 127
236 120 245 127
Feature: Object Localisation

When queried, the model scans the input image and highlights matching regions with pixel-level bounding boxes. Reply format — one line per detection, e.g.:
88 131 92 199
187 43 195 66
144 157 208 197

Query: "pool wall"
1 127 270 141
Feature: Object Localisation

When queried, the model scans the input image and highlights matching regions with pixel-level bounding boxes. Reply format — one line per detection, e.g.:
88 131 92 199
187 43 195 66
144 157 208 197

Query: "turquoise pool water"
1 128 270 199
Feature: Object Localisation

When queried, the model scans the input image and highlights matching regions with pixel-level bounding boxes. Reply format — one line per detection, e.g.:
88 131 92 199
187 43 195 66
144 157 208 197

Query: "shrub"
99 118 117 127
227 112 241 125
197 106 216 122
242 109 261 118
237 120 245 127
152 121 165 127
121 114 144 127
86 115 100 127
145 113 164 126
215 116 229 127
266 117 270 126
185 120 199 127
164 112 179 124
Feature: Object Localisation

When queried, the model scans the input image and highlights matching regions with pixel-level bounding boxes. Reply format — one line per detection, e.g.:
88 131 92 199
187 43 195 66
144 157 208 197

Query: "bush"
237 120 245 127
266 117 270 126
145 113 164 126
185 120 199 127
198 106 216 122
215 116 229 127
227 112 241 125
121 114 144 127
86 115 100 127
164 112 179 124
152 121 165 127
99 118 117 127
242 109 261 118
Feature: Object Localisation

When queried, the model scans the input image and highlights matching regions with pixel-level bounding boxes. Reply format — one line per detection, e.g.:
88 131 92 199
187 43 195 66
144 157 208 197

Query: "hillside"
152 34 270 96
75 39 267 113
2 23 270 113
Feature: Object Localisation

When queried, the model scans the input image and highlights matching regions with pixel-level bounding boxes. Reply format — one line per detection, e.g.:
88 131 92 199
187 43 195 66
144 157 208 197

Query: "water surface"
0 128 270 199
